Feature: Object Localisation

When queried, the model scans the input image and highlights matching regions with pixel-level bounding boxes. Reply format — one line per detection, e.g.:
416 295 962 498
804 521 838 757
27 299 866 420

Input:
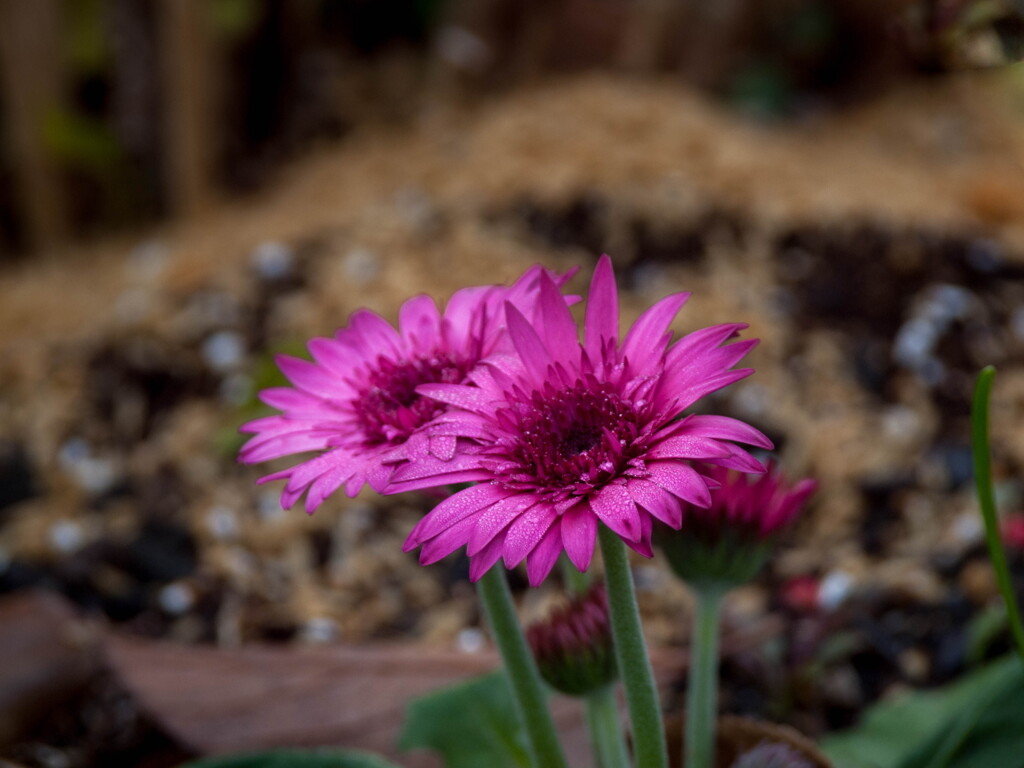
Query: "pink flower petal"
627 478 683 528
527 524 564 586
676 415 773 449
647 462 712 507
560 504 598 572
585 254 619 358
405 483 507 549
468 494 537 556
589 483 641 541
502 504 558 568
647 435 732 461
505 302 552 384
398 294 442 346
468 534 508 582
621 291 690 374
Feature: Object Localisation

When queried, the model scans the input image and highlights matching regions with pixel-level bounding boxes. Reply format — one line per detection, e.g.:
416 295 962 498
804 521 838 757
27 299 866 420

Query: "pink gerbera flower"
239 266 572 512
657 463 817 588
397 255 773 585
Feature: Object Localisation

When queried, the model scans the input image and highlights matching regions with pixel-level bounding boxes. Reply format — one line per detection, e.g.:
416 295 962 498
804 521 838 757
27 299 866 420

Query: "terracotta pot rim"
665 712 833 768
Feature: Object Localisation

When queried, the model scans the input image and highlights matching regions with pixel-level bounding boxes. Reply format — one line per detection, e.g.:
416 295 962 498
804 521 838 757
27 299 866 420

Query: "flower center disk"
354 354 470 446
500 379 646 495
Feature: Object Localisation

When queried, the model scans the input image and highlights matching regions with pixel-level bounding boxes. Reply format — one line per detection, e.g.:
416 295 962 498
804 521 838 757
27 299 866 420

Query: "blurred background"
4 1 1024 766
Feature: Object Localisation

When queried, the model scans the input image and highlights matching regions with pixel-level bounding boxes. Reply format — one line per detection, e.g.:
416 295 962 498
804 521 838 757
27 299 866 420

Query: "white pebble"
302 616 339 644
881 405 921 442
436 25 492 71
952 513 983 545
58 438 90 467
258 492 286 521
1011 306 1024 341
206 506 239 540
159 582 195 615
251 241 294 280
893 318 936 368
342 248 380 285
202 331 246 373
50 521 84 553
818 570 854 611
457 627 486 654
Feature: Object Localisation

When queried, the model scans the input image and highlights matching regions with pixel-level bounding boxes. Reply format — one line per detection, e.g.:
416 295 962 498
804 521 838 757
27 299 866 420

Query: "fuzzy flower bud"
731 742 814 768
526 584 616 697
657 463 816 590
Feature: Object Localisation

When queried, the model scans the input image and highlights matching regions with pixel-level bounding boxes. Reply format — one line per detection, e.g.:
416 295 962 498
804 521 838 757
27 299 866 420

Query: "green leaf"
821 655 1024 768
399 672 532 768
181 749 402 768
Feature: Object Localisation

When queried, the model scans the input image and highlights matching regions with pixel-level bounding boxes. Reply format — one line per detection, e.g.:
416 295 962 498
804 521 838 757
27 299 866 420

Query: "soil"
3 71 1024 765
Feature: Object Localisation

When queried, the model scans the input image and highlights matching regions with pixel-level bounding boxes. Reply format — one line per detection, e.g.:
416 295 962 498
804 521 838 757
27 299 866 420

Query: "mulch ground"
3 71 1024 766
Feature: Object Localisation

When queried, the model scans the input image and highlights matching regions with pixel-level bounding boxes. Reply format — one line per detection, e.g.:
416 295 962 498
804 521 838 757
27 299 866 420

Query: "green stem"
477 568 569 768
971 366 1024 669
598 525 668 768
684 585 725 768
586 685 631 768
561 553 592 595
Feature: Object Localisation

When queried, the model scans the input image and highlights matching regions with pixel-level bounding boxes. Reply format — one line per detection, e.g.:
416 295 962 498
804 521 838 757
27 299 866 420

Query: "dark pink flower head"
686 463 817 541
659 463 816 588
239 266 573 513
397 254 773 586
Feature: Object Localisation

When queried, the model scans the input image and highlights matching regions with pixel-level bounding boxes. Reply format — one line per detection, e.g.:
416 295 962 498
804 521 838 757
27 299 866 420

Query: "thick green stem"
685 585 725 768
598 525 668 768
972 366 1024 670
477 568 569 768
586 685 630 768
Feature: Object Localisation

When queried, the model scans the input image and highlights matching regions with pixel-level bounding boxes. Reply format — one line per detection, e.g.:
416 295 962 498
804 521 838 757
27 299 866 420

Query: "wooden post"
0 0 67 252
158 0 215 218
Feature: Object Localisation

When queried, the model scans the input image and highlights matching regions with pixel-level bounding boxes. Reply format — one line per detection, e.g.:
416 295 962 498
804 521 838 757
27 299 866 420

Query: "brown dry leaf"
106 617 780 766
107 635 588 767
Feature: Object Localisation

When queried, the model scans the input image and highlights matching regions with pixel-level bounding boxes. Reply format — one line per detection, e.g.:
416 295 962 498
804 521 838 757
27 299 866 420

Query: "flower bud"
526 583 616 697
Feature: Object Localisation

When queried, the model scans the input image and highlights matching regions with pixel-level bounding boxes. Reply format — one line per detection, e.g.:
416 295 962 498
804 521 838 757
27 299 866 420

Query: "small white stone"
930 284 972 321
159 582 195 615
50 521 85 553
436 25 492 71
894 318 937 368
67 455 118 495
342 248 380 285
457 627 486 654
58 438 90 468
818 570 854 611
881 405 920 441
251 241 294 280
952 512 983 545
302 616 340 644
206 506 239 540
1011 306 1024 341
202 331 246 373
258 492 286 522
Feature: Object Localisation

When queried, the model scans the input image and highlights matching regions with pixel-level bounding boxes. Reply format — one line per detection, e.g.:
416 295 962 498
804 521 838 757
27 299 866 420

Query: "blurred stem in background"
971 365 1024 669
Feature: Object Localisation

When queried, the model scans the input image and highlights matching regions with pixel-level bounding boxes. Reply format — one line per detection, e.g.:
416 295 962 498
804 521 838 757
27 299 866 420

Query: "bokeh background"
3 1 1024 766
